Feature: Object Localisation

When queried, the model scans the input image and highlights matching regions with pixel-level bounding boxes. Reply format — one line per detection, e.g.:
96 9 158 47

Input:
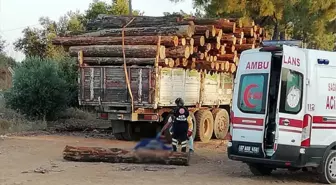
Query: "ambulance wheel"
212 109 230 139
248 164 273 176
195 110 214 143
318 150 336 184
121 122 140 141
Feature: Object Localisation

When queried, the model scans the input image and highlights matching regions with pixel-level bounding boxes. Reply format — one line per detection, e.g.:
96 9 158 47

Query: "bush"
56 56 79 107
4 57 69 121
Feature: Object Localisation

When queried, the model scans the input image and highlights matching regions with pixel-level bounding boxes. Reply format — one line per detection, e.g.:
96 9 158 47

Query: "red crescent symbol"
243 84 258 108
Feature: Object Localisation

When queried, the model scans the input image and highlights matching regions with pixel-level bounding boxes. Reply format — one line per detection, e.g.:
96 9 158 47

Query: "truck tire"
195 110 214 143
162 113 174 144
121 122 140 141
318 150 336 184
189 111 197 139
212 109 230 140
248 164 273 176
114 133 124 140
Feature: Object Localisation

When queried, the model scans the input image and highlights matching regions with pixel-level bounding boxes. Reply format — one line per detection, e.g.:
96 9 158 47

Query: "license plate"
238 145 260 154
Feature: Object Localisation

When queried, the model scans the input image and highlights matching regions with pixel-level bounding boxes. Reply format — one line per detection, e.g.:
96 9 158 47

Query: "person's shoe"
189 149 194 153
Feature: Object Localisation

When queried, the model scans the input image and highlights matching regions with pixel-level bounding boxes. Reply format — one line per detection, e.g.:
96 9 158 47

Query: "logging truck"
77 54 233 142
51 15 265 143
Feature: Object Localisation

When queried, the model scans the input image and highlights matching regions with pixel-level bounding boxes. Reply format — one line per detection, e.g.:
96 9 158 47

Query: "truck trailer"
78 59 233 143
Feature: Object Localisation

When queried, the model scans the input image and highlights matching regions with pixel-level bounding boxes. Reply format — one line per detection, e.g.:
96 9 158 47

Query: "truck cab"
227 40 336 184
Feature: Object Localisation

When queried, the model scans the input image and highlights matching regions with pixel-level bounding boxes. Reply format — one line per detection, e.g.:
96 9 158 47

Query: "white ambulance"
227 40 336 184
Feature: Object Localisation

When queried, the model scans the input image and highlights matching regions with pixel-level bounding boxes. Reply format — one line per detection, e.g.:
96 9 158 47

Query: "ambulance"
227 40 336 184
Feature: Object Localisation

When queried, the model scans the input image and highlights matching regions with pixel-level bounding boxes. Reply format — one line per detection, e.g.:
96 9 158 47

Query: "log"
225 45 235 53
86 15 186 30
246 38 256 44
220 45 226 55
82 57 162 65
224 61 231 72
69 45 159 58
189 38 195 46
183 18 235 33
179 38 186 46
217 54 238 64
235 44 255 53
230 63 237 73
63 145 190 166
236 27 254 38
52 36 179 47
194 25 215 36
165 46 190 59
220 35 236 45
80 25 194 38
233 32 244 39
193 36 205 46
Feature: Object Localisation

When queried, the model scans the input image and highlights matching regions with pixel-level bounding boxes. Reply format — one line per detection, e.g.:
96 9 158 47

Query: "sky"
0 0 194 61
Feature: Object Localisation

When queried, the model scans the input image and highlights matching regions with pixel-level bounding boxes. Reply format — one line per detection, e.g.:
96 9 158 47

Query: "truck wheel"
195 110 214 143
212 109 230 139
318 150 336 184
248 164 273 176
162 114 174 144
114 133 124 140
121 122 140 141
189 111 197 140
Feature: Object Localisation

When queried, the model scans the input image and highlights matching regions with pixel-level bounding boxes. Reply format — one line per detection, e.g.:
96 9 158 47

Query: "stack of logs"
52 15 266 74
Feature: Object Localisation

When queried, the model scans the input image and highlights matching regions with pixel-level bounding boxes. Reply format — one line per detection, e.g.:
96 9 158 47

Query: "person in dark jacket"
169 98 192 152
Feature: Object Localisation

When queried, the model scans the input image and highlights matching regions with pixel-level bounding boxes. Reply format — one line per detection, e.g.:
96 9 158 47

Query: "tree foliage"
0 36 5 53
4 57 69 121
170 0 336 50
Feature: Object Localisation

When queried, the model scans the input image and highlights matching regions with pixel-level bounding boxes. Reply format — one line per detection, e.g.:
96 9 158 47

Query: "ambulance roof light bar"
260 40 303 52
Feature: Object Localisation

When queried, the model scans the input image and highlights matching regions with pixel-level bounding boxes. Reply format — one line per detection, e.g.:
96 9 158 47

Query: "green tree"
85 0 142 21
4 57 69 121
0 36 5 53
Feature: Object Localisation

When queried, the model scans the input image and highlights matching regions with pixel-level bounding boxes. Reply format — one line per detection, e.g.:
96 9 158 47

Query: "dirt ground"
0 134 322 185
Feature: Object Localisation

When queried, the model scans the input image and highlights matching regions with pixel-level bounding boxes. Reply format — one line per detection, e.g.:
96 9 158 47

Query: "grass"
0 93 108 135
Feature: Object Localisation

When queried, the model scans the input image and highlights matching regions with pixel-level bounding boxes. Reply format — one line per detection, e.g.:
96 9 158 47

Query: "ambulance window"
237 74 268 114
279 68 303 114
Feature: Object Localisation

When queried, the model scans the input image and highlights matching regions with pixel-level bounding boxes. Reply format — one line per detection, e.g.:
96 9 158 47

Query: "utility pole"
128 0 132 15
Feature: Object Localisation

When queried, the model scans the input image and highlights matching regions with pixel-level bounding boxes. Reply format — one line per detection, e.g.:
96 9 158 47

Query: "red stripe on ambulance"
231 117 264 126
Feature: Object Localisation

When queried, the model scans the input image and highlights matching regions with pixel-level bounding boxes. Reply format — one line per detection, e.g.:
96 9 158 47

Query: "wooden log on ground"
69 45 159 58
165 46 190 59
80 25 194 38
86 15 187 30
82 57 163 65
63 145 190 166
52 36 179 47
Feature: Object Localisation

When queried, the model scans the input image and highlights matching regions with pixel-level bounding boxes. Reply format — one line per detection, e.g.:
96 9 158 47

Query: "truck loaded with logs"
52 14 266 143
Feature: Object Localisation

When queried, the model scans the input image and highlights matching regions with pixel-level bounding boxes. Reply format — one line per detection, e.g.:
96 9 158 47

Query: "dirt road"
0 135 321 185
